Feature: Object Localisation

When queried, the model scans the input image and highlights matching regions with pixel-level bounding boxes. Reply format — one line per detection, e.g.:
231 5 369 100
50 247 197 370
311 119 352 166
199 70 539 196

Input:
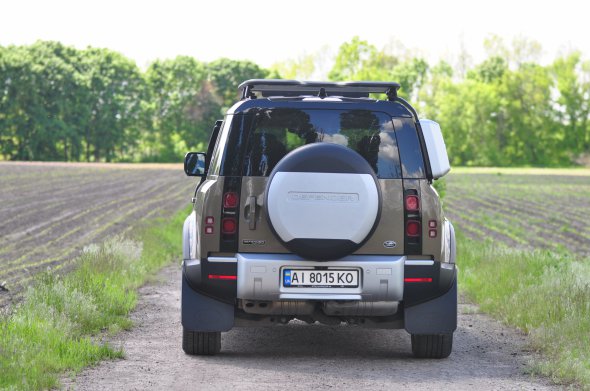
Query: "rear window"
242 108 403 179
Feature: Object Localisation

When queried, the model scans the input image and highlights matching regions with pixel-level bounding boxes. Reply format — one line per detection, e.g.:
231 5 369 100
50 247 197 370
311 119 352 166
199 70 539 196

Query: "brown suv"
182 80 456 358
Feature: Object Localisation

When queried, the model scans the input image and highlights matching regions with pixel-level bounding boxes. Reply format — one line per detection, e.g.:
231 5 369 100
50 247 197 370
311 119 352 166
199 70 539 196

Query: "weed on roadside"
458 230 590 388
0 207 189 390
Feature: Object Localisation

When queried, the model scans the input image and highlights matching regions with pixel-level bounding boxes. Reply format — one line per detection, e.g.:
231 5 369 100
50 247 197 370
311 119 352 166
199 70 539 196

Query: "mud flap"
404 279 457 334
181 275 234 332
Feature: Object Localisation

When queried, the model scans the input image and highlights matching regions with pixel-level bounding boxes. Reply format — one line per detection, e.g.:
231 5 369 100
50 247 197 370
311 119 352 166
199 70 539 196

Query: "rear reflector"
205 216 215 225
406 220 421 237
205 226 214 234
223 192 239 208
405 195 420 211
208 274 237 280
404 277 432 283
222 217 237 234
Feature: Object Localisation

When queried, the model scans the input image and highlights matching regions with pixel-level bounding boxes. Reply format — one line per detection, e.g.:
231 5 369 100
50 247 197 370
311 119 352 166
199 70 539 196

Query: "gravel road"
68 265 560 391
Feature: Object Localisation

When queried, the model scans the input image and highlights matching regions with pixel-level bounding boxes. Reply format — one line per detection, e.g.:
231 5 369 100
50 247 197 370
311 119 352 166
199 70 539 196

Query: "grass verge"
458 230 590 388
0 206 190 390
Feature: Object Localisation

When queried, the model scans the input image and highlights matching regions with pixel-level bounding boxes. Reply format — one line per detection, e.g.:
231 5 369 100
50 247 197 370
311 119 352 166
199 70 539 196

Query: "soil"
0 162 196 308
66 264 562 391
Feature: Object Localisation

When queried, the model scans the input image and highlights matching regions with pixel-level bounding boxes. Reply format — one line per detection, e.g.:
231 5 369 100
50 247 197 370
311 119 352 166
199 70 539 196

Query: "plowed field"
2 164 589 309
0 162 195 308
444 168 590 257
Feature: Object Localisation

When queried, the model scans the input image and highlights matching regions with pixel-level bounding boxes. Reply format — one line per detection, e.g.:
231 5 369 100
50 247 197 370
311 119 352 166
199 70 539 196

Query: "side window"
205 120 223 172
392 118 426 178
208 117 232 176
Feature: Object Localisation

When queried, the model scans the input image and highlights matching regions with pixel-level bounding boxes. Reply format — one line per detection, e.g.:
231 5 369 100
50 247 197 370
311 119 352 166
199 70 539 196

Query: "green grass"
458 230 590 388
451 166 590 176
0 206 190 390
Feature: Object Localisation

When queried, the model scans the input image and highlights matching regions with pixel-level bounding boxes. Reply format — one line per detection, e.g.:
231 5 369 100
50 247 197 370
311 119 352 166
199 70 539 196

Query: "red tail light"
222 217 237 234
208 274 237 280
406 220 421 237
404 277 432 283
223 192 239 208
405 195 420 211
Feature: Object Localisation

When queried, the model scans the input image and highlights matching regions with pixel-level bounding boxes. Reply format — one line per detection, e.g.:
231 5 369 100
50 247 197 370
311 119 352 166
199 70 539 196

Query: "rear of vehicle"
182 80 456 358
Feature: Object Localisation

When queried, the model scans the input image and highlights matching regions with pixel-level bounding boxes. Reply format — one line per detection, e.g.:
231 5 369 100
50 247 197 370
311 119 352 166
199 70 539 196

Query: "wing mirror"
419 119 451 179
184 152 206 176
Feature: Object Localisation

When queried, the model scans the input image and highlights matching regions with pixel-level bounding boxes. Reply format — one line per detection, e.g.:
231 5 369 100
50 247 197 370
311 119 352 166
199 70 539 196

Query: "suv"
182 80 457 358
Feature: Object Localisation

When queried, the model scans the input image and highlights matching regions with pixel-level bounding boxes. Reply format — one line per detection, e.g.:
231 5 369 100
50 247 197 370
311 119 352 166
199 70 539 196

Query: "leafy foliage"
0 42 270 162
1 38 590 165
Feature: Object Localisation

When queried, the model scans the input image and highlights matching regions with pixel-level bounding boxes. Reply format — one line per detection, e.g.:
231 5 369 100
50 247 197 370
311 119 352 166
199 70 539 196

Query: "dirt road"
68 265 560 391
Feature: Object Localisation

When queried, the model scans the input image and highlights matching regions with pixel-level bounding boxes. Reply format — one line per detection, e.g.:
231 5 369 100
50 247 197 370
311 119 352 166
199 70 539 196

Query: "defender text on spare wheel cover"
265 143 381 260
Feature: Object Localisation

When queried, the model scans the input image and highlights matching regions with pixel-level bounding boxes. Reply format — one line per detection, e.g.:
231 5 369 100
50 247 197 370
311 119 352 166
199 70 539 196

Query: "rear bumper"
182 253 457 332
236 253 405 301
183 253 456 304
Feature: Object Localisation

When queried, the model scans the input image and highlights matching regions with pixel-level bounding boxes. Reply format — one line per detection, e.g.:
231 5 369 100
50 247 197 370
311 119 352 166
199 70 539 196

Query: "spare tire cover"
265 143 381 260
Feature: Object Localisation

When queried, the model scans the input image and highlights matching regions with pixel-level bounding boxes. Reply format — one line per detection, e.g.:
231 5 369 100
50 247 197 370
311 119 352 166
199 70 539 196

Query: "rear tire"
411 333 453 358
182 328 221 355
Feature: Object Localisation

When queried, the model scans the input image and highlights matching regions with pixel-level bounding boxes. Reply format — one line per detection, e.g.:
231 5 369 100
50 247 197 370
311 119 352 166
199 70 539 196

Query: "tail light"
405 195 420 211
406 220 421 237
220 177 241 253
404 277 432 283
223 192 239 208
404 189 421 254
222 217 237 234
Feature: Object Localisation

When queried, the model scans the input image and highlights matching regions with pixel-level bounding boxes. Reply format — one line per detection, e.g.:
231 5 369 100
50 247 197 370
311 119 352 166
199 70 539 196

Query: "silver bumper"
236 253 405 301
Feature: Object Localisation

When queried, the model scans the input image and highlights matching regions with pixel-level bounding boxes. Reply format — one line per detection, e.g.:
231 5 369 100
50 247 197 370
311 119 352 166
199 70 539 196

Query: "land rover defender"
182 80 456 358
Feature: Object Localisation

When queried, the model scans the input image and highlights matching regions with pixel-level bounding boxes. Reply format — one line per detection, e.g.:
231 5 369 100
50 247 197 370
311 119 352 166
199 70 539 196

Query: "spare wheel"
265 143 381 260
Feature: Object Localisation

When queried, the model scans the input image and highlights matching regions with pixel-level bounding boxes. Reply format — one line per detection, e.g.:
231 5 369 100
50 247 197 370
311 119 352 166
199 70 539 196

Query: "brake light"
220 178 240 252
222 217 237 234
404 190 421 254
405 195 420 212
223 192 239 208
406 220 421 237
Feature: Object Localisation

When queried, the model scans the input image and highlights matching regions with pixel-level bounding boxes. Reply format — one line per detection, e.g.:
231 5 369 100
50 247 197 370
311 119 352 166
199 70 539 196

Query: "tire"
182 328 221 355
411 333 453 358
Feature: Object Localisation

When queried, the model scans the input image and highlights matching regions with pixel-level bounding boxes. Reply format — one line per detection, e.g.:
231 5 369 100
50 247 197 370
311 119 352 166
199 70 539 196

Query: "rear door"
237 108 406 256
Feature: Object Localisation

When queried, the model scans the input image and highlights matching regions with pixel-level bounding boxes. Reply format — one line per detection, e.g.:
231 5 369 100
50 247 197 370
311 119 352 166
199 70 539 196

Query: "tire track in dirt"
66 265 561 391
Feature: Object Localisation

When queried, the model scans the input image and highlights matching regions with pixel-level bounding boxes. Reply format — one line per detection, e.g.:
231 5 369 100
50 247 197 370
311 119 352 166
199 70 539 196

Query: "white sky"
1 0 588 74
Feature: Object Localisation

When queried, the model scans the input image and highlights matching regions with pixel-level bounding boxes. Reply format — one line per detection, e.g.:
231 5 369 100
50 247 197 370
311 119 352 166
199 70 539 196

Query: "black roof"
239 79 401 100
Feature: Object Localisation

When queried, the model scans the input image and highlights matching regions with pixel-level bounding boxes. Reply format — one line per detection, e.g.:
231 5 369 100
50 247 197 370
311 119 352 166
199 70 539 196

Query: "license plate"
283 269 359 288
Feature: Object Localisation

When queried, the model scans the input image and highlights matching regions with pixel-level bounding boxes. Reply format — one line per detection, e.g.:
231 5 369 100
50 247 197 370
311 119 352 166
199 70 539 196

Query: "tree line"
0 41 269 162
1 38 589 166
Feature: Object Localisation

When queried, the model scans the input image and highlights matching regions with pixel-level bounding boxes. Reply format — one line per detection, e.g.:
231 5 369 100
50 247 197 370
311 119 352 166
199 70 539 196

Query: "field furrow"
444 171 590 257
0 162 195 307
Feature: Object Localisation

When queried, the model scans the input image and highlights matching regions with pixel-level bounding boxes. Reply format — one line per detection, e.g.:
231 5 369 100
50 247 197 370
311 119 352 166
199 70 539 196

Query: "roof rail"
238 79 401 101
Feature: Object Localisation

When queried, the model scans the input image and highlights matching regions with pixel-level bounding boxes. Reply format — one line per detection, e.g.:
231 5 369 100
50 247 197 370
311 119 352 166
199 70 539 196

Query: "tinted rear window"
242 108 403 179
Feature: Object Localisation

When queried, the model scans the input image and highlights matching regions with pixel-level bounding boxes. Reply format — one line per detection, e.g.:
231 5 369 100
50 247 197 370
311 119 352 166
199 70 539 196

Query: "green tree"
145 56 221 161
551 52 590 154
208 58 268 109
80 47 145 162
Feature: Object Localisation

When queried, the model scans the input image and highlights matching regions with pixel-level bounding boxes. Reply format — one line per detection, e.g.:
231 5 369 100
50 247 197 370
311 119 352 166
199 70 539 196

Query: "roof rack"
238 79 401 101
